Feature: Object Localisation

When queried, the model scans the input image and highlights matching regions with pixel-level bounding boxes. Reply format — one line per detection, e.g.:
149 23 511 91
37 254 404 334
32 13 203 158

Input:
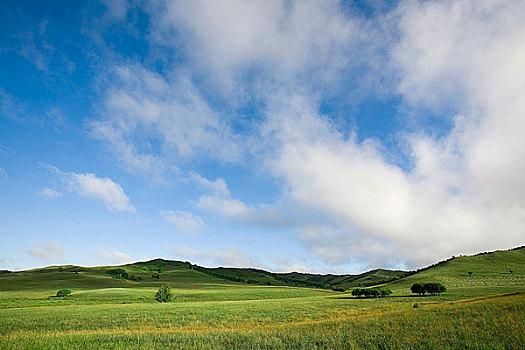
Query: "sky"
1 0 524 273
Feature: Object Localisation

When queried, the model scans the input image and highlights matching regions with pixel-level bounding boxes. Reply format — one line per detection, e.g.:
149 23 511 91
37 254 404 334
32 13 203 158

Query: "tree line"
351 288 392 298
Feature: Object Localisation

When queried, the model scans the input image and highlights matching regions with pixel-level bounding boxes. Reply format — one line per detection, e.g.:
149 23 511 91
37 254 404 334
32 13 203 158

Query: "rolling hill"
0 246 523 295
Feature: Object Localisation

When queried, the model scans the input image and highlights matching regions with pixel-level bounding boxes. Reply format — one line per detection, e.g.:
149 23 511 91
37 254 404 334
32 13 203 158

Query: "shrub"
56 289 72 297
155 285 172 302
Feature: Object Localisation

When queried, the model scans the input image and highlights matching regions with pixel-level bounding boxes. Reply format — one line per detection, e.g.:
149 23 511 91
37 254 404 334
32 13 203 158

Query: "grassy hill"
1 246 524 349
384 246 525 298
0 258 408 293
1 246 523 297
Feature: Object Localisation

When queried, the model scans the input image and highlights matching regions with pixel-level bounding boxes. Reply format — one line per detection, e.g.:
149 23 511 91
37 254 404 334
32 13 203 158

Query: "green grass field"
1 247 524 349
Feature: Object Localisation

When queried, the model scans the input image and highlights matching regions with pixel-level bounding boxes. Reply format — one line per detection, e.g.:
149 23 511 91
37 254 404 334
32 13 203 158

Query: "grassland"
1 247 524 349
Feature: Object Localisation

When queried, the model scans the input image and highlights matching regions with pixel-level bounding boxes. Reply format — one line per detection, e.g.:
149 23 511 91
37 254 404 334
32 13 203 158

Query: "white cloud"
154 0 371 95
91 65 240 181
65 172 135 212
46 164 135 212
0 90 26 122
174 244 255 268
160 209 205 234
27 241 65 263
98 250 134 265
87 0 524 269
261 0 525 267
38 187 63 199
193 174 287 228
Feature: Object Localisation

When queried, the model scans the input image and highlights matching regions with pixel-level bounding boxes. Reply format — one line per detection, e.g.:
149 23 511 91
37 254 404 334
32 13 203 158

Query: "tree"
379 288 392 297
155 285 172 302
351 288 364 298
56 289 72 297
411 283 425 296
423 283 446 295
368 288 380 298
106 268 126 279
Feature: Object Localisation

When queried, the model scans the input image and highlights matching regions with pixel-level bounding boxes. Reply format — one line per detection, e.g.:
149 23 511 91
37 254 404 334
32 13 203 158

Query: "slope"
384 246 525 297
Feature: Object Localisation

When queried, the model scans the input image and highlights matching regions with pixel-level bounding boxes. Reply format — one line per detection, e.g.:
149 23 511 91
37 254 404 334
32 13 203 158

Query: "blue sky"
1 0 524 273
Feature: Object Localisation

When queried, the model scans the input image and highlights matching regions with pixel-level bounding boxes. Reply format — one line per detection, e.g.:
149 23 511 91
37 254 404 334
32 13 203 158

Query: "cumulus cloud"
91 65 240 182
90 0 525 269
46 164 135 212
261 0 525 267
38 187 63 199
193 174 287 228
152 0 385 98
98 250 134 265
160 209 205 234
27 241 65 262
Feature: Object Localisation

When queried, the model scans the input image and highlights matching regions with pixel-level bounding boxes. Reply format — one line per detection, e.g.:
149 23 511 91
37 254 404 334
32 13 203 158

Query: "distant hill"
0 257 408 292
1 246 523 293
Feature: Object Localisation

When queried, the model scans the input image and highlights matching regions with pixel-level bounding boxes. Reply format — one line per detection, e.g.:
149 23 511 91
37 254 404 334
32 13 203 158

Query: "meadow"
1 247 524 349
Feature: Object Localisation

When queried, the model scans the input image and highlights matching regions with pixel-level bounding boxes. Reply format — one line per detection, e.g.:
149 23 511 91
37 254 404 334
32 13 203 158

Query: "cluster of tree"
155 285 172 302
56 289 72 297
351 288 392 298
0 270 11 274
410 283 446 296
106 269 141 281
191 266 247 283
273 275 325 288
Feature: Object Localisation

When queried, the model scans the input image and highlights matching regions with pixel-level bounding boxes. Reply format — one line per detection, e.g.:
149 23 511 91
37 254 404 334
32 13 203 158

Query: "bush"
155 285 172 302
56 289 72 297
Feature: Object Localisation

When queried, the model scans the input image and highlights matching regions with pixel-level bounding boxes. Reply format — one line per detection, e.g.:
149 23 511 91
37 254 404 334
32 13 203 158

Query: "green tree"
411 283 425 296
424 282 446 295
56 289 72 297
351 288 364 298
155 285 172 302
379 288 392 297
